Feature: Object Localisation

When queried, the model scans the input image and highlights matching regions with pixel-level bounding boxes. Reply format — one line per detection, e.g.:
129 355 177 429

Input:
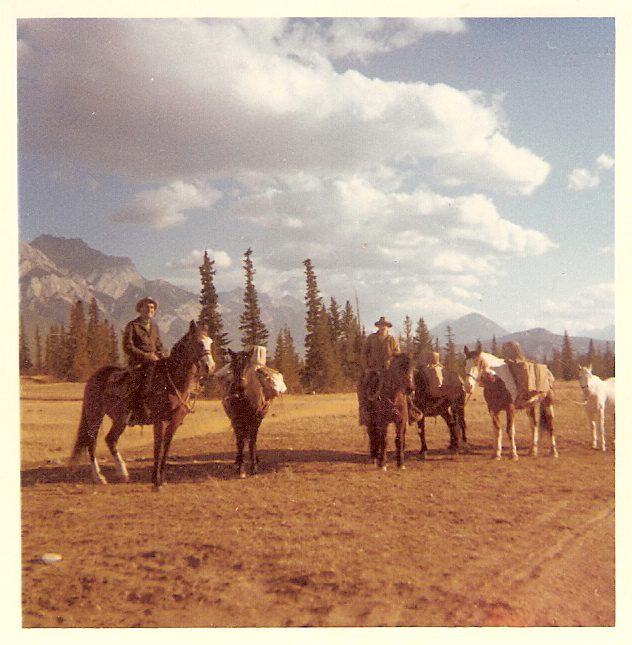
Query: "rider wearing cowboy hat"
123 297 164 423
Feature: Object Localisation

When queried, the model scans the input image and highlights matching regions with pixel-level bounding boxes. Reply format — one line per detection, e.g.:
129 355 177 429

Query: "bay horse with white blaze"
578 365 615 451
69 321 215 489
463 347 558 460
364 352 415 470
413 367 467 458
219 348 271 478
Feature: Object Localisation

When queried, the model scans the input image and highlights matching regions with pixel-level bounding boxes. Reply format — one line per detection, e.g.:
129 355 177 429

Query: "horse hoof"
239 472 247 479
398 464 406 470
419 452 427 461
529 450 538 458
511 454 519 461
493 454 502 461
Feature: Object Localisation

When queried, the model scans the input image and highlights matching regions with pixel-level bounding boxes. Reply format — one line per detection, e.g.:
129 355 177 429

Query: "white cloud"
596 153 614 170
567 167 599 191
18 19 548 195
113 181 221 229
166 248 232 270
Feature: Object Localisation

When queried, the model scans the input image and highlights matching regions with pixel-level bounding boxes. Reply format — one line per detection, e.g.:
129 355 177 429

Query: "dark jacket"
123 317 164 368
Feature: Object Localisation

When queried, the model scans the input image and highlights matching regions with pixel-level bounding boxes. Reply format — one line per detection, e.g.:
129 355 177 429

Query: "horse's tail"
69 366 120 465
539 391 554 433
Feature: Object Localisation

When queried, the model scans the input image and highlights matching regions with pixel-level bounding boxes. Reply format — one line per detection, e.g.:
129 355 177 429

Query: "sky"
15 11 620 338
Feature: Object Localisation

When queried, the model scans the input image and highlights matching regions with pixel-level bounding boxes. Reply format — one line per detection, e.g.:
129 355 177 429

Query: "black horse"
219 348 271 478
413 367 467 458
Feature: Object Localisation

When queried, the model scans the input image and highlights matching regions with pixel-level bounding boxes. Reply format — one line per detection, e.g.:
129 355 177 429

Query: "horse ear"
464 345 469 355
228 348 235 358
588 363 592 372
189 320 196 333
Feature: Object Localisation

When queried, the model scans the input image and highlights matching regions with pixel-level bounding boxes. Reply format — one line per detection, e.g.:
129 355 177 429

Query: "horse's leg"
377 425 387 470
105 417 130 482
417 417 428 459
506 408 519 461
443 410 459 452
87 440 107 485
235 431 246 478
598 402 607 451
152 421 164 489
527 404 539 457
395 420 405 469
490 410 503 459
543 399 559 457
155 419 180 488
248 426 259 476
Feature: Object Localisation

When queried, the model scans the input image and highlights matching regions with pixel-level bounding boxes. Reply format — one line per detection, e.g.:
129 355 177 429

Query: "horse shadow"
21 448 371 486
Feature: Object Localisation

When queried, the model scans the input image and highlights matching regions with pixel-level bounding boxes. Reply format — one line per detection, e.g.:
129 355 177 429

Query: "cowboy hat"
136 297 158 312
374 316 392 328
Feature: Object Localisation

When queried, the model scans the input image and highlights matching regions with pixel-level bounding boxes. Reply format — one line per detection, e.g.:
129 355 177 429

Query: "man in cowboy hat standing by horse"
123 297 164 424
358 316 420 425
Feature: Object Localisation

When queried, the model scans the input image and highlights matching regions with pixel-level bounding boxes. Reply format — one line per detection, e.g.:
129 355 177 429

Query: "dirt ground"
19 382 616 628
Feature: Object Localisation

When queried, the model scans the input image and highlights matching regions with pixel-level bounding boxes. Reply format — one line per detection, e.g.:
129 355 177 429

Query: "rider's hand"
149 353 160 362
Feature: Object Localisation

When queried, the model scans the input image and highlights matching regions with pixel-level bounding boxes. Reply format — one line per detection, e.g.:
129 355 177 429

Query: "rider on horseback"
123 297 164 424
358 316 420 425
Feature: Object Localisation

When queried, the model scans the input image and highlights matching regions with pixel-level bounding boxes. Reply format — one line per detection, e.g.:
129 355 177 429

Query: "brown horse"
69 321 215 489
219 348 271 478
364 352 415 470
413 367 467 458
463 347 558 460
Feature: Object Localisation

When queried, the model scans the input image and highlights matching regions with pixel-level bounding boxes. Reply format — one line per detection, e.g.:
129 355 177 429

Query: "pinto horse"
219 348 271 478
578 365 615 451
69 321 215 489
413 367 467 458
463 347 558 460
364 352 415 470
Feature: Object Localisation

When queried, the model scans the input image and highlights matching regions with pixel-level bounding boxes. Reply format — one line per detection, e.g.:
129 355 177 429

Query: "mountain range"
19 235 614 360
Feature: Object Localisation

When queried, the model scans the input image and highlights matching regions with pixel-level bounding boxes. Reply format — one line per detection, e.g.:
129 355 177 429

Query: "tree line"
19 250 615 389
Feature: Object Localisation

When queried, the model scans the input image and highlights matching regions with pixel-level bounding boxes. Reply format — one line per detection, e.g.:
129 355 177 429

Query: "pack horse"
463 346 558 460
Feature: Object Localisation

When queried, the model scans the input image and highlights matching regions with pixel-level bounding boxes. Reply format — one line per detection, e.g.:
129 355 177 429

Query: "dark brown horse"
69 321 215 489
413 367 467 458
364 352 415 470
219 348 271 478
463 347 558 460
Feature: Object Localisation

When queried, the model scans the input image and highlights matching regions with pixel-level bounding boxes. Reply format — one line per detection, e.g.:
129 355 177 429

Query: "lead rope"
164 365 195 414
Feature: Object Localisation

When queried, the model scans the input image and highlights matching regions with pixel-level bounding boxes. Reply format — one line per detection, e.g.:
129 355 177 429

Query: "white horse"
578 365 615 451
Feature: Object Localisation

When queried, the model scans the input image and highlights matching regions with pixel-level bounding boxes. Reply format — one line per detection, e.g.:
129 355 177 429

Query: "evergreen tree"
548 348 562 380
560 331 576 380
443 325 459 373
199 250 229 363
584 339 597 369
340 300 363 385
400 315 414 355
34 325 43 373
67 300 91 381
239 248 269 350
602 342 615 378
301 259 342 392
433 337 440 355
272 326 302 393
19 317 32 374
109 323 120 366
86 297 111 370
412 317 433 363
491 335 498 355
328 297 344 348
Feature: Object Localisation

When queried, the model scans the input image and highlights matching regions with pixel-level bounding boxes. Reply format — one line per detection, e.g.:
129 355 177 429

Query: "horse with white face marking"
578 365 615 451
463 347 558 460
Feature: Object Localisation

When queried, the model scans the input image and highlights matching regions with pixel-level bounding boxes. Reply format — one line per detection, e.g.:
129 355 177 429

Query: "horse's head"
227 347 254 394
391 352 415 394
463 345 482 394
180 320 216 375
578 365 593 392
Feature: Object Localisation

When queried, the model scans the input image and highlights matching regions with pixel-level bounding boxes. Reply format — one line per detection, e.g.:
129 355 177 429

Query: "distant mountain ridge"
20 236 305 351
19 236 614 360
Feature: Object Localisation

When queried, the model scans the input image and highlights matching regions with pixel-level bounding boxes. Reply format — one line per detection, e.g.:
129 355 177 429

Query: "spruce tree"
340 300 363 385
19 317 32 374
328 297 344 347
34 326 43 373
491 335 498 355
560 331 576 380
272 326 302 393
413 317 433 364
68 300 91 381
602 342 615 378
301 258 324 391
400 315 414 355
239 248 269 350
198 250 229 363
443 324 458 373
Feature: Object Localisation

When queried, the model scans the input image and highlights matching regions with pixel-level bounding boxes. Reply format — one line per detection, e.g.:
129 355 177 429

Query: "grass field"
19 376 617 627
